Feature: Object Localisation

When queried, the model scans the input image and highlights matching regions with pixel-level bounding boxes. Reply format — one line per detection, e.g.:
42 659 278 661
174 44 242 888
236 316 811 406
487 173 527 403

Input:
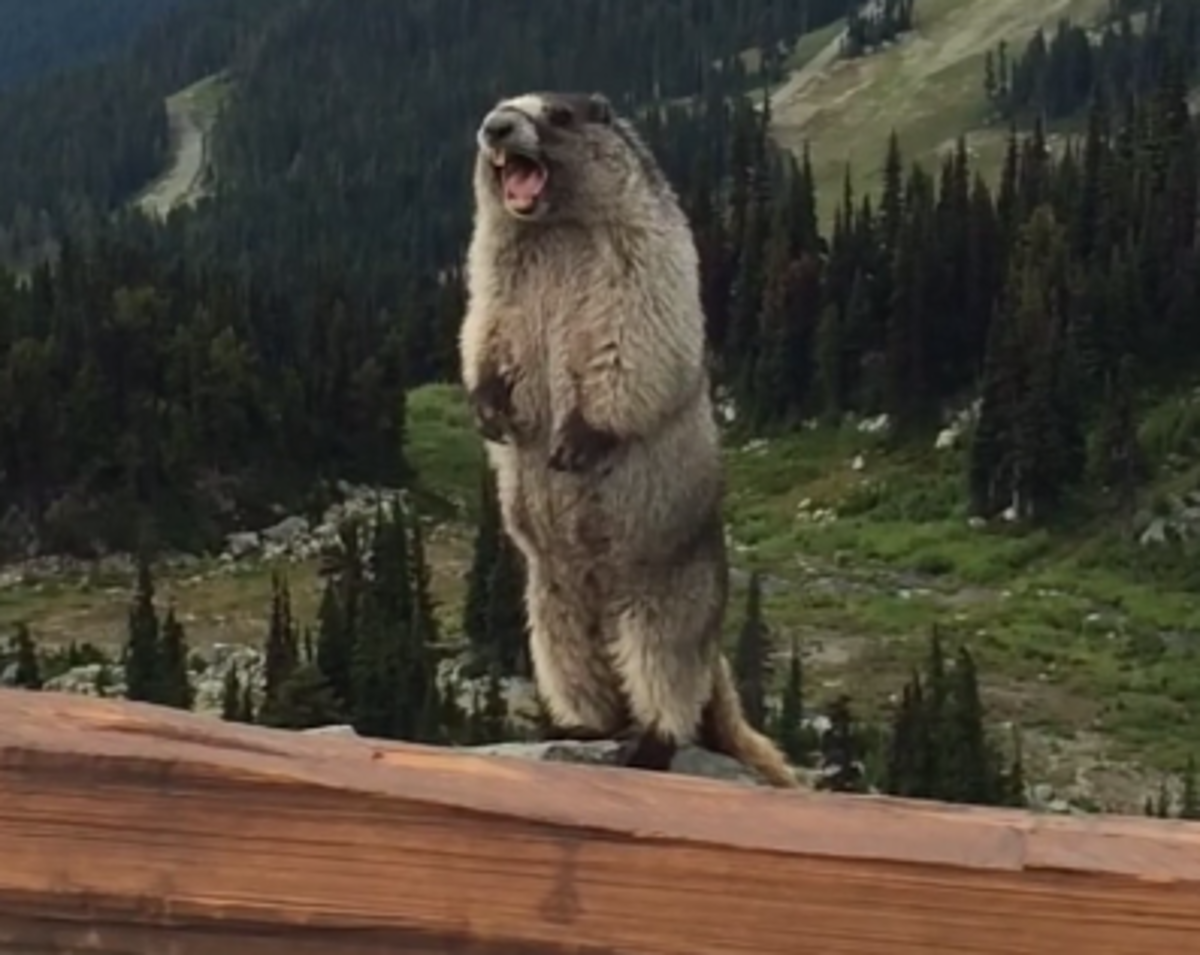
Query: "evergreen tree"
239 683 256 723
885 677 927 798
944 646 995 804
1003 726 1027 808
1181 757 1200 821
733 571 772 732
11 623 42 690
484 538 528 677
266 663 347 730
261 570 300 715
463 470 502 661
220 667 244 722
408 510 439 653
817 694 867 793
774 636 808 764
158 606 193 710
123 553 160 703
315 519 363 710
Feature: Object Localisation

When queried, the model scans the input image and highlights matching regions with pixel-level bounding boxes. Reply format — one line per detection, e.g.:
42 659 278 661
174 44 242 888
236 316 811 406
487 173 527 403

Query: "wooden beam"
0 689 1198 954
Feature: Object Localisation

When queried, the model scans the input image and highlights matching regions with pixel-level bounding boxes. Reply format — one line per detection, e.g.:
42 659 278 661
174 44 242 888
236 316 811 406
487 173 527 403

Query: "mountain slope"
0 0 197 90
771 0 1114 220
2 0 1199 816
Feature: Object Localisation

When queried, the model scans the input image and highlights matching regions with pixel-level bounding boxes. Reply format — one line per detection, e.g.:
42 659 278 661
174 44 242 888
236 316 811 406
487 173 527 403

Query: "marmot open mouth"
489 148 548 214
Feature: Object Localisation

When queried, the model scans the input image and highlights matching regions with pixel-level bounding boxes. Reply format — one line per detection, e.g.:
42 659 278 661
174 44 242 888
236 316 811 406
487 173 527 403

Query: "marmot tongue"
503 163 546 207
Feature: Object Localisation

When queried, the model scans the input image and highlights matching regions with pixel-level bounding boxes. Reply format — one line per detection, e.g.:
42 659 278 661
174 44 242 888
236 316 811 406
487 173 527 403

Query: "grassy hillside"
6 380 1200 809
4 0 1198 814
771 0 1113 224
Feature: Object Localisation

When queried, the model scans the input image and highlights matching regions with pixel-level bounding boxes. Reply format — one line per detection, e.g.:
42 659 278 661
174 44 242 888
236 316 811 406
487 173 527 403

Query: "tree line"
842 0 915 59
0 0 283 265
10 528 1200 816
678 64 1197 531
0 225 411 557
984 0 1198 121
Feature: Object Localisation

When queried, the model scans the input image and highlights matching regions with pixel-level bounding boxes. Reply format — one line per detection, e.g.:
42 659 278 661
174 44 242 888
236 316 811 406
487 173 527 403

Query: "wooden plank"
0 689 1198 954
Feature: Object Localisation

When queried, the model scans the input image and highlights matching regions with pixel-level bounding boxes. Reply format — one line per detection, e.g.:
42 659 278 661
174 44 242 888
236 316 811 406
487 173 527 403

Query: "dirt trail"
134 73 228 219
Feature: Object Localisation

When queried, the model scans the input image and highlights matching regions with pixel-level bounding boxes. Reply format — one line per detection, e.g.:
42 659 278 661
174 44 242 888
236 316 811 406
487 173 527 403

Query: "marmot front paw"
548 408 618 473
468 371 517 444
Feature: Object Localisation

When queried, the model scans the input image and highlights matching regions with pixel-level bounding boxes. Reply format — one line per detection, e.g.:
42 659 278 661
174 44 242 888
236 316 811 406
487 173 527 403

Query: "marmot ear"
586 93 613 125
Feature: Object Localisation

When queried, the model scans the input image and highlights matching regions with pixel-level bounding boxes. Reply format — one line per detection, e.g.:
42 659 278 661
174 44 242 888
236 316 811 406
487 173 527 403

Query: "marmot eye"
546 104 572 127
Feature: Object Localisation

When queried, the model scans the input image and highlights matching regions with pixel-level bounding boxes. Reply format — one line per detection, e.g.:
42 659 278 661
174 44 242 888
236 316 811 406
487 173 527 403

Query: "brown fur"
458 90 797 788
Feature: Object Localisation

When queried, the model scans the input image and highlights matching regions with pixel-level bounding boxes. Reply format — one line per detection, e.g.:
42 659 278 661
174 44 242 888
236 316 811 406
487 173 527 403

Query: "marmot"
458 90 796 789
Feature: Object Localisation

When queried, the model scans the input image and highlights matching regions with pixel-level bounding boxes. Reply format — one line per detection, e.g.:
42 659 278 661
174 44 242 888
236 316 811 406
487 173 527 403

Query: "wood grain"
0 688 1198 954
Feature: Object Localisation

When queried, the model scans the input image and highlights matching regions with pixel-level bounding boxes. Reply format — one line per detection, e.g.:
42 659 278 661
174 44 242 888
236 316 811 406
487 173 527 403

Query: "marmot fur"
458 90 796 788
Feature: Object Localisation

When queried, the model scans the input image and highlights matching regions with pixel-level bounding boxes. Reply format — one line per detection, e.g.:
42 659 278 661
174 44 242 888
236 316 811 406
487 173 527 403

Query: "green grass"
0 386 483 652
771 0 1115 226
404 382 1200 776
6 378 1197 802
181 71 232 119
407 382 486 518
785 19 844 71
722 410 1200 773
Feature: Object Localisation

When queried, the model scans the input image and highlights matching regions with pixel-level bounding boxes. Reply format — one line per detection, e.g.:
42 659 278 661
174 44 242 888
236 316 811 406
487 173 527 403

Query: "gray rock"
302 724 359 737
298 726 787 786
225 531 260 559
261 515 308 545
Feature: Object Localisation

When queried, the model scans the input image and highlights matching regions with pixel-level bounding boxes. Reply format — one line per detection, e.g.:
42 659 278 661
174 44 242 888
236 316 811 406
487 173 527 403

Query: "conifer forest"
1 0 1200 818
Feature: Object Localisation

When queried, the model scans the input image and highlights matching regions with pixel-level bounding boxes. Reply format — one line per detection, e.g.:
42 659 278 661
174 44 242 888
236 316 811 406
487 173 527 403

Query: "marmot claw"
468 371 517 444
548 408 618 473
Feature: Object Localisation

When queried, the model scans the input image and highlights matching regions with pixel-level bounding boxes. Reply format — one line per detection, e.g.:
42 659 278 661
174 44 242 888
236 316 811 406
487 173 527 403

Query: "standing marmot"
458 90 796 788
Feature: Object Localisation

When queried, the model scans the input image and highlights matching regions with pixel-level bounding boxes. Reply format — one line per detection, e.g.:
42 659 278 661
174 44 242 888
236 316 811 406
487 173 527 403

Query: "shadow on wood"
1 688 1199 953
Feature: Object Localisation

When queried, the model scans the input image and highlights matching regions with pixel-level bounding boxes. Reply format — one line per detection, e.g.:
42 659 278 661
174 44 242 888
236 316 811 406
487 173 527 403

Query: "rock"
224 532 260 559
856 413 890 435
193 643 263 714
296 728 800 787
261 516 308 546
475 740 758 783
1135 490 1200 547
435 654 540 728
302 724 359 737
43 663 125 699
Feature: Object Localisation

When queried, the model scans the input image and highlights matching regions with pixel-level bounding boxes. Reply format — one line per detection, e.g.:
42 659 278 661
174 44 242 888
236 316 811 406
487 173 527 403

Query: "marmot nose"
482 111 516 144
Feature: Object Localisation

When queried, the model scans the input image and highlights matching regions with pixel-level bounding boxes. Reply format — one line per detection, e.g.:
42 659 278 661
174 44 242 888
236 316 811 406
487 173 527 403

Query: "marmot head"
473 90 670 225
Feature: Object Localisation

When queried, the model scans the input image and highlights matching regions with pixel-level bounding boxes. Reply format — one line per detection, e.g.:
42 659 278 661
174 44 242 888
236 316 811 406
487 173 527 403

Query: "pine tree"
817 694 866 793
159 606 193 710
1004 726 1027 808
239 684 256 723
262 571 300 714
123 553 160 703
733 571 771 732
351 505 410 739
944 646 995 805
463 470 501 662
408 510 439 653
484 538 528 676
266 663 347 730
921 627 951 796
12 623 42 690
774 636 808 764
220 667 244 722
1181 757 1200 821
316 519 364 710
885 676 926 798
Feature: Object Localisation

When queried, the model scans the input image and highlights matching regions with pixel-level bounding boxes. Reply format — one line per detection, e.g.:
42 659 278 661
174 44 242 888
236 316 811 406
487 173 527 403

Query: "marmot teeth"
488 148 507 167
